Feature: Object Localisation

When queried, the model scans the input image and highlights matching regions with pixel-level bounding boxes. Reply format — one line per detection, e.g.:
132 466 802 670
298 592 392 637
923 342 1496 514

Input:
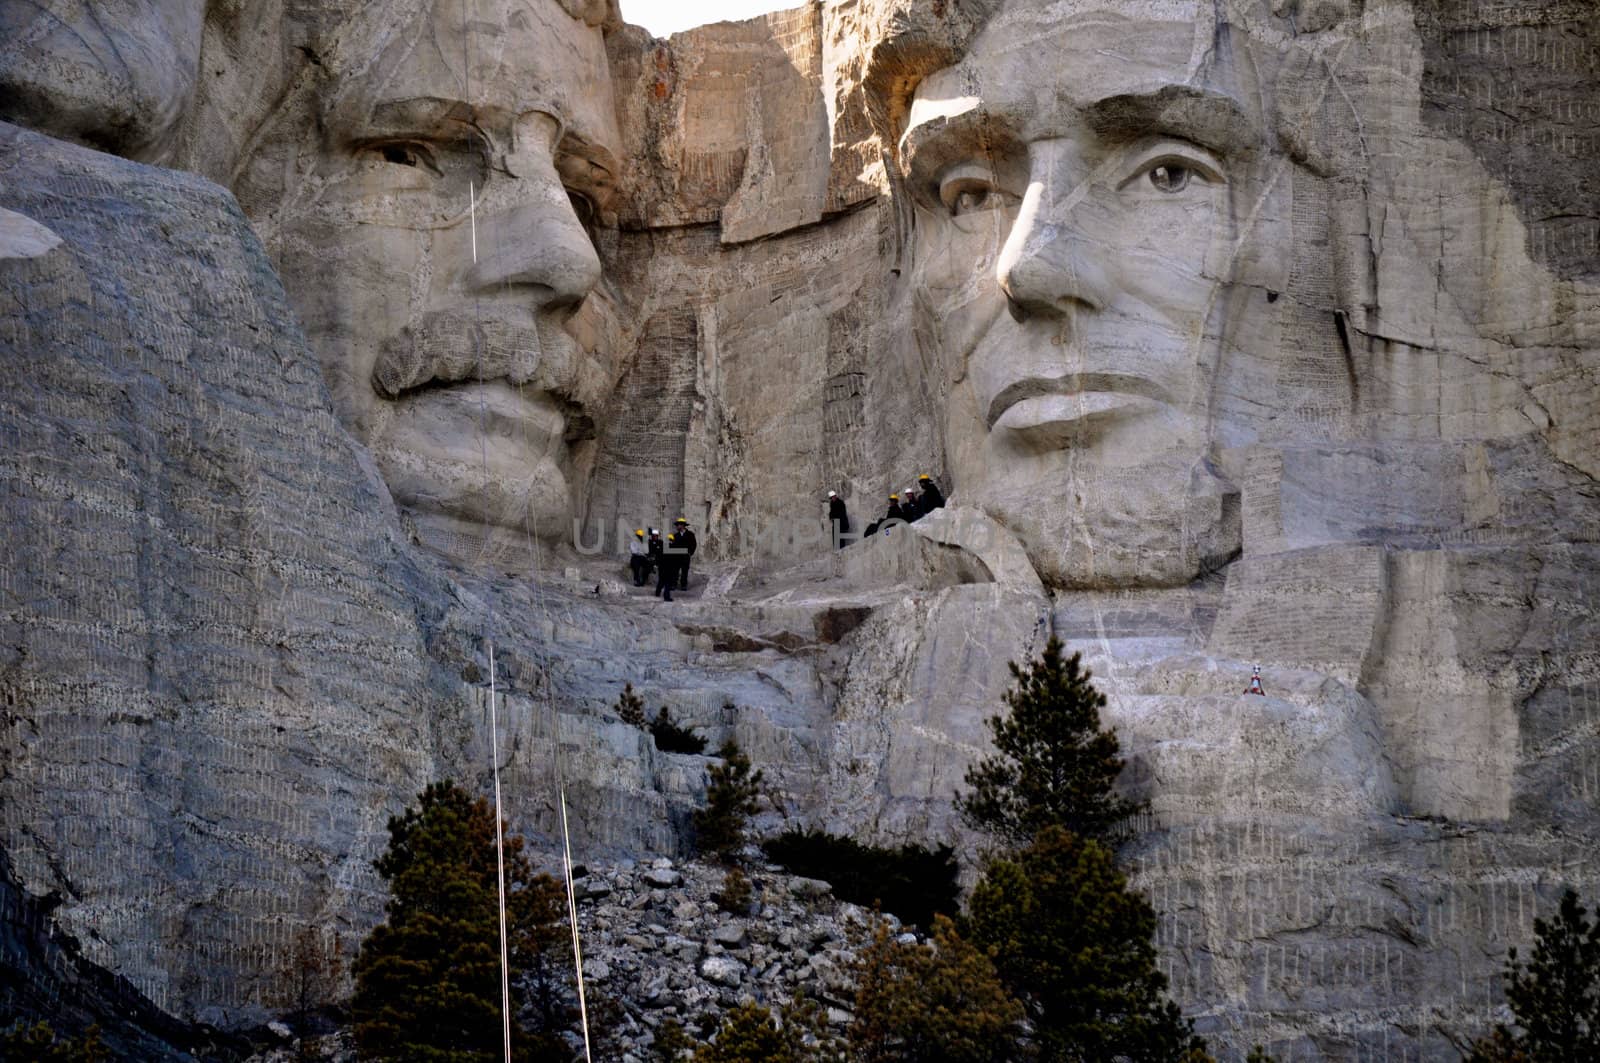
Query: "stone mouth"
984 372 1173 432
370 305 577 399
388 381 568 468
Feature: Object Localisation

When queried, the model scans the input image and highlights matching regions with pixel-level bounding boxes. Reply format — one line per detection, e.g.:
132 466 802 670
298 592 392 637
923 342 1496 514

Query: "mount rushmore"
2 0 1598 1057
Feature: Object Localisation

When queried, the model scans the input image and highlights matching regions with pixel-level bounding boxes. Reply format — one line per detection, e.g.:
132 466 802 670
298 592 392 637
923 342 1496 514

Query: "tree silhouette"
352 780 572 1061
1470 887 1600 1062
693 740 764 859
967 826 1209 1063
956 635 1139 848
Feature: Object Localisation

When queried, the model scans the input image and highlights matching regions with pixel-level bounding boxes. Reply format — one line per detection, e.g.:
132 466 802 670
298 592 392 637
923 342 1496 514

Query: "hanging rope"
488 638 513 1062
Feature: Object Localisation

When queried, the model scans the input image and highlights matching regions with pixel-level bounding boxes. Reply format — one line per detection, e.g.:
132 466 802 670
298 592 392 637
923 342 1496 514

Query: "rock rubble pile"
248 855 908 1062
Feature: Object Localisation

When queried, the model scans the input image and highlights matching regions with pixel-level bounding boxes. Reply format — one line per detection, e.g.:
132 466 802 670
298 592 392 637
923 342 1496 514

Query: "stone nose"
467 182 602 311
995 143 1114 321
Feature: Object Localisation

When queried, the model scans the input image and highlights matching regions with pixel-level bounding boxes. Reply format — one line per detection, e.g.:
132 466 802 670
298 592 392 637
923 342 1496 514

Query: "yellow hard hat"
889 493 899 500
635 528 645 536
675 516 688 524
919 474 931 481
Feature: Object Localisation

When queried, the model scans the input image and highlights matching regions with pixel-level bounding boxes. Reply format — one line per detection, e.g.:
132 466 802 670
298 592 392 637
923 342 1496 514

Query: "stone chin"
966 450 1241 591
369 379 574 565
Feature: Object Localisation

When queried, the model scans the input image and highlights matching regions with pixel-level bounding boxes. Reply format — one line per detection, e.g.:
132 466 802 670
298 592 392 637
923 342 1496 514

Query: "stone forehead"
939 7 1208 122
908 1 1288 150
318 0 620 158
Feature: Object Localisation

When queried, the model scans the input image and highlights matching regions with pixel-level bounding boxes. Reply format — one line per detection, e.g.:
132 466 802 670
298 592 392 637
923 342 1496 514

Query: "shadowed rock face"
0 123 444 1025
1 0 1599 1058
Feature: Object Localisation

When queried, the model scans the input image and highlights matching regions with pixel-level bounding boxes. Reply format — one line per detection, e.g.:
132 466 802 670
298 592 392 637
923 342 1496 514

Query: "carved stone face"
902 0 1285 588
0 0 204 161
268 0 621 564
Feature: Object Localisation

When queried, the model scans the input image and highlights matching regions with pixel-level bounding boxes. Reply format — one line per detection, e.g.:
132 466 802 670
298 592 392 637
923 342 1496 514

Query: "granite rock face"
0 123 450 1026
1 0 1599 1060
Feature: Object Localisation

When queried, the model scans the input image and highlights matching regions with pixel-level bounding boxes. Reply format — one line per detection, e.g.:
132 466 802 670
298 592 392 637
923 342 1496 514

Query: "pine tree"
692 739 764 859
0 1022 108 1062
651 706 708 754
956 635 1140 848
967 826 1209 1063
1469 887 1600 1062
615 683 648 728
715 866 754 914
848 914 1024 1063
650 1017 697 1062
351 780 572 1062
691 1002 813 1063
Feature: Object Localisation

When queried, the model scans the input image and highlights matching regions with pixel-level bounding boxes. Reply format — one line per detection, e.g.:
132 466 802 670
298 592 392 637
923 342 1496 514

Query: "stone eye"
940 178 1001 217
1148 163 1191 193
371 142 436 171
955 189 990 214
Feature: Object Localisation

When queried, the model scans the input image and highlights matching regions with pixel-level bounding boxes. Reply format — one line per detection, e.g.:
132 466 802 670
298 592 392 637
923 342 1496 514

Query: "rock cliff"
2 0 1599 1059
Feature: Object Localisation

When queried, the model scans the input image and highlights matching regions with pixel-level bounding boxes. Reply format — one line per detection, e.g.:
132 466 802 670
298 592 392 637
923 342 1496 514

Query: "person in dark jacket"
917 474 945 512
884 493 905 526
673 517 697 589
646 527 664 580
656 532 680 601
828 491 850 548
902 485 921 521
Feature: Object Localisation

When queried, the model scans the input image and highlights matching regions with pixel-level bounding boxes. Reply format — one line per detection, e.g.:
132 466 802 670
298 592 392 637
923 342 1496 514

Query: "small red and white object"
1245 664 1265 696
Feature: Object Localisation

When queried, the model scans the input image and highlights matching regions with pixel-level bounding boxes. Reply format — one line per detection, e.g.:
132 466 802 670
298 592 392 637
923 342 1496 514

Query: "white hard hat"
828 490 837 497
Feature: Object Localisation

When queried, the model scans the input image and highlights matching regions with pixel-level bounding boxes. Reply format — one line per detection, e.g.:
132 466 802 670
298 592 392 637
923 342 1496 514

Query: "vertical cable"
560 789 593 1062
489 640 512 1063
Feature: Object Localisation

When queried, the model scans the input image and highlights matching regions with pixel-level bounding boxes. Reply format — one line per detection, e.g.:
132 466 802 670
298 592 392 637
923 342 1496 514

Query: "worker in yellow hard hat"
629 528 650 586
917 474 945 513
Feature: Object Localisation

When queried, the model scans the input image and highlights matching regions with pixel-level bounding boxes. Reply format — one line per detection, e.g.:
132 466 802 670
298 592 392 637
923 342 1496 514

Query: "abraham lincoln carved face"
900 0 1300 588
256 0 621 566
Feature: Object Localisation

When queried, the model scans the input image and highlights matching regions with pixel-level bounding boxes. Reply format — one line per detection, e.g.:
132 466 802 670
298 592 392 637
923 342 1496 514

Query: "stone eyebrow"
363 97 481 141
900 106 1018 185
1082 85 1264 156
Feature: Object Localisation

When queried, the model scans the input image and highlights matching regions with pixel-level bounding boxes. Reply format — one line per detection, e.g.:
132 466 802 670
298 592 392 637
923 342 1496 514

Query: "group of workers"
628 518 698 602
622 474 946 601
827 473 946 548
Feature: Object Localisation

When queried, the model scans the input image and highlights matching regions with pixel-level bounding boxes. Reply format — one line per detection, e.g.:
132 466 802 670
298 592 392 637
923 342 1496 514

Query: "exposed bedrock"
1 0 1599 1058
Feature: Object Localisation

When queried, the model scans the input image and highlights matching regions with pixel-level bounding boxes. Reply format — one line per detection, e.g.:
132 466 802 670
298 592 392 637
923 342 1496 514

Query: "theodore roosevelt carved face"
260 0 622 567
901 0 1294 588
